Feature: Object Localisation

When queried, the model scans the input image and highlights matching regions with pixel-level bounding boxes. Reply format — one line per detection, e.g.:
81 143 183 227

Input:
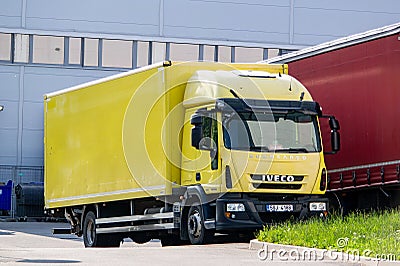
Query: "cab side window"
202 114 218 170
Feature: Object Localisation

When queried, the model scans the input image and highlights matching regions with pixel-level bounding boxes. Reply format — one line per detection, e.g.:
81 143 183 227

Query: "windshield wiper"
251 146 271 152
274 148 309 153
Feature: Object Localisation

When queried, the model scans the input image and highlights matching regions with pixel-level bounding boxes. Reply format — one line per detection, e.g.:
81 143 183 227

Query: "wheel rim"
86 219 95 246
188 209 202 238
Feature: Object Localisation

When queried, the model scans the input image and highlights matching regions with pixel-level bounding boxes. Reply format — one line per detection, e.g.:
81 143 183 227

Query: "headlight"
226 203 245 212
309 202 326 211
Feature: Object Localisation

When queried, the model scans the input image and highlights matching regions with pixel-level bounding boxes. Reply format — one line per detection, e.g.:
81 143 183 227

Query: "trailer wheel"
187 203 214 245
83 211 121 247
327 192 344 217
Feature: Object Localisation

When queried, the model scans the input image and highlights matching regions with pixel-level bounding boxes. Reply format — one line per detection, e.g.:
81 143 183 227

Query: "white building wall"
0 0 399 169
1 0 398 47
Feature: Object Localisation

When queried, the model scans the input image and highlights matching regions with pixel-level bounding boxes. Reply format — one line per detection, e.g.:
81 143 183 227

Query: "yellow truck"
44 61 340 247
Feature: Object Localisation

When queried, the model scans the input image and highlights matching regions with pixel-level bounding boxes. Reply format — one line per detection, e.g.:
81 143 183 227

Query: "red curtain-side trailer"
268 23 400 211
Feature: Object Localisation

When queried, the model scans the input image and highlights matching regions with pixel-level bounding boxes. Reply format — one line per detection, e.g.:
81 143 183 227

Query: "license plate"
266 204 293 212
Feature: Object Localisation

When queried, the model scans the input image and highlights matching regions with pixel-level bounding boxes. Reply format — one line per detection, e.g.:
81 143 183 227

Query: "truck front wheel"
83 211 121 247
187 203 214 244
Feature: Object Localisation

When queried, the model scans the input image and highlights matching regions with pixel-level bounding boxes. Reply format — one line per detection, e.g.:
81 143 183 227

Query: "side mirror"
329 117 340 131
329 117 340 153
199 137 216 151
321 115 341 154
331 130 340 153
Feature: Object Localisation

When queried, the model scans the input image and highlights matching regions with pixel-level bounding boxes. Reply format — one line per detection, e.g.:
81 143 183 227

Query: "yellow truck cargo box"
44 61 288 209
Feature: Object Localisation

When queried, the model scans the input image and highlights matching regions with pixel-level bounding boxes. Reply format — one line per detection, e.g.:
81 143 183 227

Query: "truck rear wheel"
187 203 214 245
83 211 121 248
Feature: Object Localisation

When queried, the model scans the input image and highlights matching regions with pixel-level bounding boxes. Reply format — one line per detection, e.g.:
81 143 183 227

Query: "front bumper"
215 196 328 231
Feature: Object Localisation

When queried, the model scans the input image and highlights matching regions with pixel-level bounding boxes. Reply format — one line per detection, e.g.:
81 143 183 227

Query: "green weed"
256 209 400 258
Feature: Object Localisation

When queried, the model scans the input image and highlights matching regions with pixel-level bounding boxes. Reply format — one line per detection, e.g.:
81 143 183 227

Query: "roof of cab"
182 69 312 108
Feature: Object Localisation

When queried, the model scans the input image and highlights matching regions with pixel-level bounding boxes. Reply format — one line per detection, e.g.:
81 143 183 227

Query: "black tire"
83 211 121 248
130 232 152 244
327 192 344 217
187 203 214 245
160 234 188 247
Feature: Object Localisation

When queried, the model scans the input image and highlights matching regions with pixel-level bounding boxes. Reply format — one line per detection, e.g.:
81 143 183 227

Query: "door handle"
196 172 201 182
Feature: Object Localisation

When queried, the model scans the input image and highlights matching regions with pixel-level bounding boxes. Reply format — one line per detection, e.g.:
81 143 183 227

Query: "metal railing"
0 165 44 218
0 165 44 184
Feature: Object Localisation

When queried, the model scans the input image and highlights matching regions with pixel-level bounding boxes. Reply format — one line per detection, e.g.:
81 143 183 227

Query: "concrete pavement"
0 221 395 265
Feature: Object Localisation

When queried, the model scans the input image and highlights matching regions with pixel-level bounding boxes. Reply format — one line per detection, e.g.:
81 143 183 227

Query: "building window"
268 48 280 59
102 39 132 68
84 38 98 67
235 47 263 63
218 46 231 63
14 34 29 63
32 35 64 64
203 45 215 62
170 43 198 61
0 33 11 61
68 38 81 65
152 42 166 64
137 41 149 67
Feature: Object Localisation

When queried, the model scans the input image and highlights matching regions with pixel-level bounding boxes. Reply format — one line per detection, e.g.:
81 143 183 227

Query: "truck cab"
177 69 339 243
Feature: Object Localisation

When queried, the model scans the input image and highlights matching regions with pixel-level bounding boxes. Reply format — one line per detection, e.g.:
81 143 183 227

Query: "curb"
0 217 18 222
249 239 396 265
0 216 67 223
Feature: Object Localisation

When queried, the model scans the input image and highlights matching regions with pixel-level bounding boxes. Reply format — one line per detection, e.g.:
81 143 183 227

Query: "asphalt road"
0 221 392 266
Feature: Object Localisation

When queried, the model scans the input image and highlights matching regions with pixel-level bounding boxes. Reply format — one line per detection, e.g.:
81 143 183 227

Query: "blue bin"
0 180 13 211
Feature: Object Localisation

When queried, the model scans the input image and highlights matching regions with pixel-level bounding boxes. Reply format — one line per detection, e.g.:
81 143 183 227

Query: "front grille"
251 174 304 182
253 183 302 190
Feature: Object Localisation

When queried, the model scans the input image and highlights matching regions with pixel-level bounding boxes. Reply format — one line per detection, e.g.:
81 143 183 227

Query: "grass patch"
257 209 400 258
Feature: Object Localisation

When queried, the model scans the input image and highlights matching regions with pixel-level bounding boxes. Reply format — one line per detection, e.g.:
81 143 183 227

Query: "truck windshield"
223 112 322 153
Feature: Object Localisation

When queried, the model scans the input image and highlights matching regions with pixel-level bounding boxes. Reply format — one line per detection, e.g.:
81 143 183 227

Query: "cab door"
197 111 222 193
181 109 222 192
